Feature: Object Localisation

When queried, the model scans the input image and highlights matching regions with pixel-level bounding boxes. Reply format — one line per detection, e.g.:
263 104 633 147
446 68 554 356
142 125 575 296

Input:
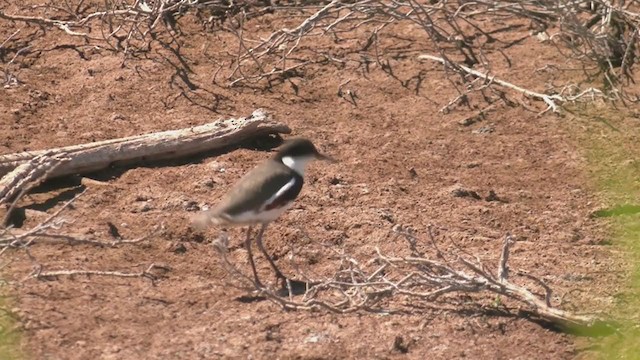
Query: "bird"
192 138 334 287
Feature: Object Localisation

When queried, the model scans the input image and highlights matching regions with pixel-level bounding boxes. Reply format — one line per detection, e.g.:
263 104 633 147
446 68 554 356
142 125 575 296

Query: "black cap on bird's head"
274 138 335 162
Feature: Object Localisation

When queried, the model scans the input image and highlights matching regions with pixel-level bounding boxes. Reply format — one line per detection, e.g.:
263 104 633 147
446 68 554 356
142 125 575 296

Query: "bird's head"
274 138 335 175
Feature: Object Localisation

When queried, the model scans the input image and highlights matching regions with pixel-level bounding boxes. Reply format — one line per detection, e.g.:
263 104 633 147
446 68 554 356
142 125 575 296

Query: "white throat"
281 155 313 176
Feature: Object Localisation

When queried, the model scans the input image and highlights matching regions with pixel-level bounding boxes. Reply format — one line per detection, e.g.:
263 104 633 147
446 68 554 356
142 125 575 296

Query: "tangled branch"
0 0 252 56
221 0 638 100
213 226 615 335
2 1 638 104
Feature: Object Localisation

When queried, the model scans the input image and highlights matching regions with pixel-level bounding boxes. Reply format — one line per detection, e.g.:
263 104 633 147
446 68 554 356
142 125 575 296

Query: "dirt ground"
0 2 629 359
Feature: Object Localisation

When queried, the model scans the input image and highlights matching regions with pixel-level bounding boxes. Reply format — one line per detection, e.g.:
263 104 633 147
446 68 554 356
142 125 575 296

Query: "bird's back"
192 160 304 228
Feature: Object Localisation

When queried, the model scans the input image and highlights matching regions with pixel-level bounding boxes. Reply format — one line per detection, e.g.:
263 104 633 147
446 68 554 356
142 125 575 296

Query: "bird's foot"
250 277 266 291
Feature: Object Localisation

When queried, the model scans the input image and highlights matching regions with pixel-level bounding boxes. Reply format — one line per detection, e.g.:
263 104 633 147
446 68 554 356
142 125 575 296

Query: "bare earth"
0 3 624 359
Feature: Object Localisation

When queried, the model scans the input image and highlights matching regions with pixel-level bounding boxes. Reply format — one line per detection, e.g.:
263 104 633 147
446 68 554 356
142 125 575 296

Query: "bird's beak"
316 152 336 163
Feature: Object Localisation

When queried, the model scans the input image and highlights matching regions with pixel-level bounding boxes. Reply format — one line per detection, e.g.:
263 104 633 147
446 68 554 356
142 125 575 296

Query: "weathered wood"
0 109 290 179
0 153 70 205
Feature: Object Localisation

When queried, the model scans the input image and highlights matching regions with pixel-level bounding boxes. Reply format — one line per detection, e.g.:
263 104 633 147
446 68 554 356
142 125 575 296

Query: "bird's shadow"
235 294 267 303
278 278 315 297
234 278 313 303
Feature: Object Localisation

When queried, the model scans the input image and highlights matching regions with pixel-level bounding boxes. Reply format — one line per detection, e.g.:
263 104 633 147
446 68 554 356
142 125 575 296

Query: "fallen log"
0 109 290 180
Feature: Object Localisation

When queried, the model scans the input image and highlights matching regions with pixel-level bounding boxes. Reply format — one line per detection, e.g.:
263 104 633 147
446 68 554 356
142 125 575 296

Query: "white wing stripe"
262 178 296 210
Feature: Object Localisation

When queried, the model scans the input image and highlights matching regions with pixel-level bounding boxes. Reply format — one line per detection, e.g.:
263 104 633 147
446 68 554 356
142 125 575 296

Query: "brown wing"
213 161 303 218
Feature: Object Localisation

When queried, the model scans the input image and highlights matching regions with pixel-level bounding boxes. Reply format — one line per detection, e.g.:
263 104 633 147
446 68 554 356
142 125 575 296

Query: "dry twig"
31 263 169 281
417 54 610 114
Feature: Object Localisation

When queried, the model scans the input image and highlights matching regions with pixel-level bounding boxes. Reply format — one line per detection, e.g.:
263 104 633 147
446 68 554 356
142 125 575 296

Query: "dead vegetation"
2 1 638 108
0 165 165 281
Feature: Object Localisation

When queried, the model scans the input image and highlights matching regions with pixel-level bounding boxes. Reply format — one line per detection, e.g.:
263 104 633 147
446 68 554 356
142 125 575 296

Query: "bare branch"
418 54 566 113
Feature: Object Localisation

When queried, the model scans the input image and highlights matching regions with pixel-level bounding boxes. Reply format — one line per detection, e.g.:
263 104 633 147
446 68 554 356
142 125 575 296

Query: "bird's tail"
190 209 225 230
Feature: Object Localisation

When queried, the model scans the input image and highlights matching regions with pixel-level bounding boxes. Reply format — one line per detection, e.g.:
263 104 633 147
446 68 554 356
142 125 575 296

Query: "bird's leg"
255 222 287 283
244 225 263 288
